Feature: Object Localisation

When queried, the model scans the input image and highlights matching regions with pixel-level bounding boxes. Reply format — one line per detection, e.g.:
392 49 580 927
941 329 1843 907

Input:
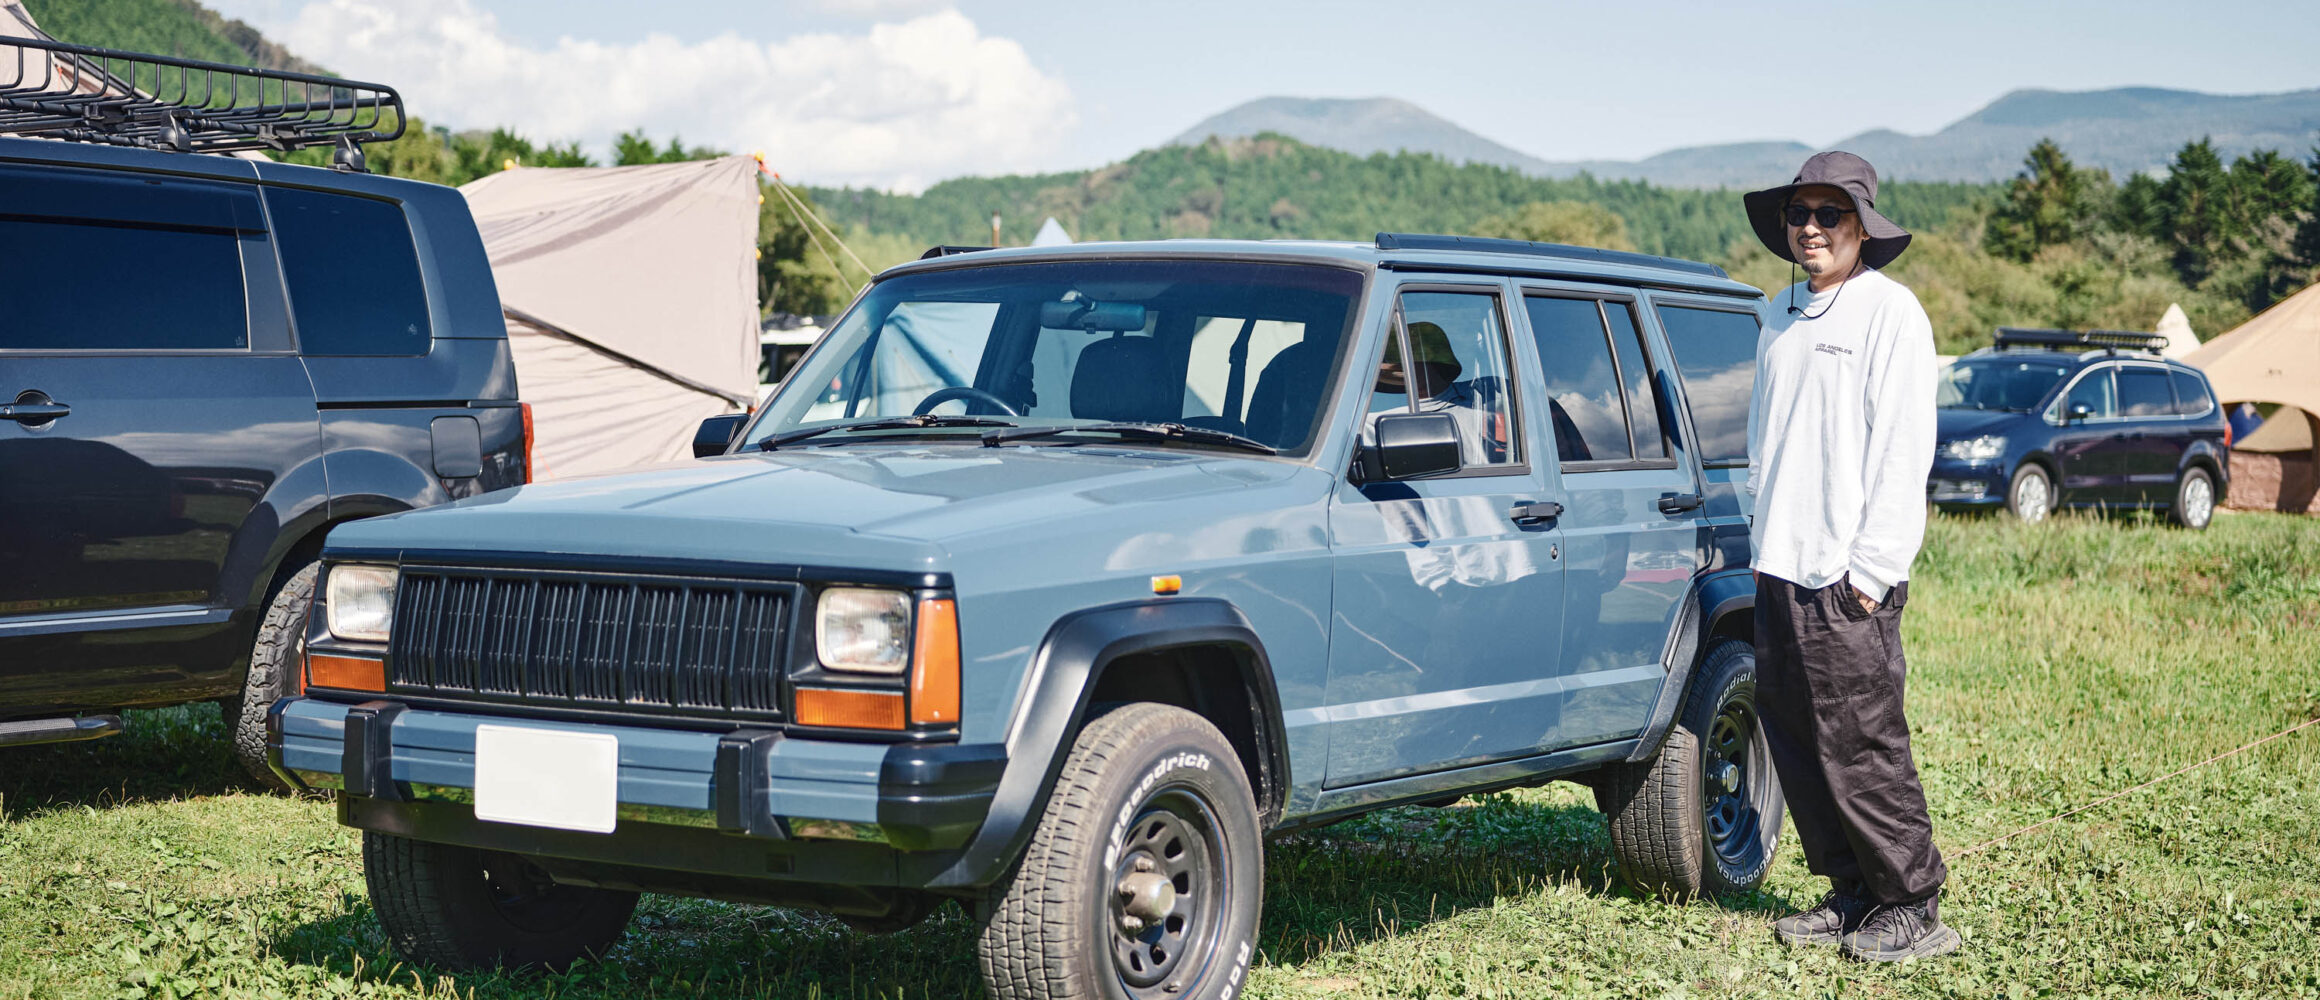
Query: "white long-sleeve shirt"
1745 269 1937 603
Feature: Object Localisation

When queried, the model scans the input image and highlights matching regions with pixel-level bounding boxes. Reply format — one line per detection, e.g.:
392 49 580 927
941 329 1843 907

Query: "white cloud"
267 0 1074 190
803 0 952 18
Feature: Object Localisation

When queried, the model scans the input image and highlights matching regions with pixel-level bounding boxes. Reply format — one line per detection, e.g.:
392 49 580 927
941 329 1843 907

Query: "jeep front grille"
385 567 796 720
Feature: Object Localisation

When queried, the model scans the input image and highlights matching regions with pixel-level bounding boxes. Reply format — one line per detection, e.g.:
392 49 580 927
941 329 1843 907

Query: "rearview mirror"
694 413 748 457
1038 299 1147 331
1371 412 1463 481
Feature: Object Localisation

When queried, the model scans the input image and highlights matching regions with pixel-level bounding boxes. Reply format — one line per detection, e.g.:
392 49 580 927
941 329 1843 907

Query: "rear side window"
1653 305 1760 465
0 166 254 351
2168 369 2212 416
2118 367 2174 418
267 188 430 355
1603 303 1667 459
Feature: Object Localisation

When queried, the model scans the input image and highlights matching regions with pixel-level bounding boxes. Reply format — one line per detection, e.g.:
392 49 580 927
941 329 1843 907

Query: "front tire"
364 833 639 972
977 704 1262 1000
1594 639 1784 897
2169 466 2215 530
225 561 317 792
2006 463 2053 523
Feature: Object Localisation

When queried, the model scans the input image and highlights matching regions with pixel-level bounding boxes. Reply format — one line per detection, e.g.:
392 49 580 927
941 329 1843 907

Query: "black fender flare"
1625 568 1754 763
924 598 1288 890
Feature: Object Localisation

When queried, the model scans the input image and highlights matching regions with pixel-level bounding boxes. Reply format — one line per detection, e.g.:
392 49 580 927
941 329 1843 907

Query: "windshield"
749 260 1364 456
1937 358 2071 412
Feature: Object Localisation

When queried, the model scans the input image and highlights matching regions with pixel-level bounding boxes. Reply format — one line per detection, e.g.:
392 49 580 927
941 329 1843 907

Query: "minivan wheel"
364 833 638 972
2006 463 2053 523
2170 466 2215 530
1594 639 1784 897
977 704 1261 1000
223 561 317 792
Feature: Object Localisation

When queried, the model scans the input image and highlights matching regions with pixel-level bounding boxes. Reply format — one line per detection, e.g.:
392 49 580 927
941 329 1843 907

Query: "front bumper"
267 697 1003 884
1927 460 2007 505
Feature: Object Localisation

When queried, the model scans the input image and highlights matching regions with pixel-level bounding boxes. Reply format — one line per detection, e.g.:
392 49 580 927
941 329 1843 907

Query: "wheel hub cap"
1713 761 1741 795
1116 864 1176 928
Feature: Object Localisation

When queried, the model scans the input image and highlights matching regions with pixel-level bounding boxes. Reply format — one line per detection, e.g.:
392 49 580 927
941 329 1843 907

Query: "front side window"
1940 358 2071 412
1653 304 1759 465
752 261 1362 456
2062 366 2117 420
1363 290 1521 468
2118 367 2175 418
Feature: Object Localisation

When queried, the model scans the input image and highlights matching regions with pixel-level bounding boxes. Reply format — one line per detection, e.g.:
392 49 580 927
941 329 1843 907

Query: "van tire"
2006 463 2053 523
1594 639 1783 898
977 703 1262 1000
2170 466 2215 530
365 833 638 972
224 561 317 793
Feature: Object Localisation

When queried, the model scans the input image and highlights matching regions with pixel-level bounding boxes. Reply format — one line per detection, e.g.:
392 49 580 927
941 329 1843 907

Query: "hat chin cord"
1786 259 1865 319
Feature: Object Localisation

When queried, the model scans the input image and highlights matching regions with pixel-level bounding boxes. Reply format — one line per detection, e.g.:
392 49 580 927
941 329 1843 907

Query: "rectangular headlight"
816 587 912 674
325 564 399 643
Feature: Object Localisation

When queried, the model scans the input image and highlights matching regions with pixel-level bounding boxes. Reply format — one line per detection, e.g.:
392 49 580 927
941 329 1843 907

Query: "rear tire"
977 703 1262 1000
2169 466 2215 530
1594 639 1783 897
225 561 317 792
364 832 638 972
2006 463 2053 523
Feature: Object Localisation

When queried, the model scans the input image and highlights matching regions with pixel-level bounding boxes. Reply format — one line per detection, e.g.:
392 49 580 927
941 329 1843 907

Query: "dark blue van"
1929 328 2228 527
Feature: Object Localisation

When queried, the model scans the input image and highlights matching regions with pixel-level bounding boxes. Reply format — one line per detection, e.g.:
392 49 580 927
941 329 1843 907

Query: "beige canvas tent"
2185 281 2320 512
460 158 761 480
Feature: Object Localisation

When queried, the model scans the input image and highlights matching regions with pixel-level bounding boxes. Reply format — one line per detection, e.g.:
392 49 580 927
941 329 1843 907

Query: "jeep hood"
324 445 1310 574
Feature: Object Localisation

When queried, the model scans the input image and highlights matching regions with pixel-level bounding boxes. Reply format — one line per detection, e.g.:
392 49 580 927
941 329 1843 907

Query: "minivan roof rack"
920 245 993 259
1993 327 2167 354
1374 232 1729 279
0 35 402 170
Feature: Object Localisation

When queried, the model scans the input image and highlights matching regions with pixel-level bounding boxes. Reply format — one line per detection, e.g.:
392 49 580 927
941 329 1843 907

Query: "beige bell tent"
2154 303 2201 358
2185 281 2320 513
460 158 761 480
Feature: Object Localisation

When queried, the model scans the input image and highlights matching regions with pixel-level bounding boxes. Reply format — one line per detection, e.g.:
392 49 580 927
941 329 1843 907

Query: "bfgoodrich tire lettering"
977 703 1262 1000
225 561 316 792
364 833 639 972
1595 639 1784 897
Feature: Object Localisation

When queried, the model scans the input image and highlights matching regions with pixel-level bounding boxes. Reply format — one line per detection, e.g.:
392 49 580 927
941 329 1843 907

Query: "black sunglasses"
1784 204 1857 228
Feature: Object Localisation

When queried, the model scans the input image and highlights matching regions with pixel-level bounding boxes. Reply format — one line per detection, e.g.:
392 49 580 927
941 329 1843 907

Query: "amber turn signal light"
910 598 960 725
306 653 385 693
795 687 906 730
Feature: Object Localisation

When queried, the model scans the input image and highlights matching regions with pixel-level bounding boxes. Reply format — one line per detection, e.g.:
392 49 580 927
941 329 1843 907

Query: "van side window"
2064 367 2117 419
1522 295 1632 464
268 188 431 356
1375 290 1521 468
1652 305 1758 465
2117 367 2174 418
2167 369 2212 416
1603 302 1667 459
0 167 253 351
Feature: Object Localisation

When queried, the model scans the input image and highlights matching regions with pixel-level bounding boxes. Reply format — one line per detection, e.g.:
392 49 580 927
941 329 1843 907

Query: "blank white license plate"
472 724 619 833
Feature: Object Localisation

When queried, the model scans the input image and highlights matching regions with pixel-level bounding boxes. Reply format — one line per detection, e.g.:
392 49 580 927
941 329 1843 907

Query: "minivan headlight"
1943 435 2006 462
816 588 913 674
326 564 399 642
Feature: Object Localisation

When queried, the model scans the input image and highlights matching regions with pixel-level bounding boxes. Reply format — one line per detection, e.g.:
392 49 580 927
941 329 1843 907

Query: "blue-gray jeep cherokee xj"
269 233 1780 998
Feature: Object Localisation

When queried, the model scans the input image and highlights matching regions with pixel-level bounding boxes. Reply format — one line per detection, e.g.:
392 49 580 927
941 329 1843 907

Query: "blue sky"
206 0 2320 190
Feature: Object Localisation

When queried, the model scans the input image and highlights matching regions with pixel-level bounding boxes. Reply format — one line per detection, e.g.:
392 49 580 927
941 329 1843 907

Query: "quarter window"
2167 369 2212 416
268 188 431 356
2118 368 2174 418
1652 305 1759 465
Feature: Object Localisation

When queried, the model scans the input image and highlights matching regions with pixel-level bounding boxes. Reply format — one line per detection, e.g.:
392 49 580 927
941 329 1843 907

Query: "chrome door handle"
1510 501 1563 525
1656 492 1703 514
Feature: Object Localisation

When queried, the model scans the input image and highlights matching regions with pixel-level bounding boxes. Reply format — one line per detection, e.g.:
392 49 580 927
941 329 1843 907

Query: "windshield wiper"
982 421 1277 455
761 414 1016 450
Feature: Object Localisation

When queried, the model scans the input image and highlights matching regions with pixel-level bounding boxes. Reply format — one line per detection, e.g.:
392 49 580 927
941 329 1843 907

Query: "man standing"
1741 151 1956 961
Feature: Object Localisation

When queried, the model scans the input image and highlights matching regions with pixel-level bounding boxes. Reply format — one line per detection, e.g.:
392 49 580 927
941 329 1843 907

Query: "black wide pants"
1754 574 1947 904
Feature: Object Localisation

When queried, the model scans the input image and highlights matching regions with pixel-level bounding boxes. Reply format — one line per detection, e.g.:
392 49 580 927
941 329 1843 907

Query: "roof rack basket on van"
0 35 402 170
1993 327 2168 354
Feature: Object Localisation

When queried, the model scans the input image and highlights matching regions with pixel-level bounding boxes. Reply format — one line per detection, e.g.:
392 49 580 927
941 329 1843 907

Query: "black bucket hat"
1742 150 1911 269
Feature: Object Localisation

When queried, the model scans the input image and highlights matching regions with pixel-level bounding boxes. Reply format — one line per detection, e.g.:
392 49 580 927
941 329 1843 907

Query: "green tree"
2292 148 2320 285
1983 138 2109 261
613 130 723 165
1471 200 1636 250
2159 138 2234 285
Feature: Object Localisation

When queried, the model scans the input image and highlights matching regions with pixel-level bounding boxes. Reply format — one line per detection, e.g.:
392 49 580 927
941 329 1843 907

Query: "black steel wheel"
1596 638 1784 897
978 703 1262 1000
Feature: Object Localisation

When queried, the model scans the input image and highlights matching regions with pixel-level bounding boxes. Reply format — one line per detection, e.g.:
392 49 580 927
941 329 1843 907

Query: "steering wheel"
911 386 1022 417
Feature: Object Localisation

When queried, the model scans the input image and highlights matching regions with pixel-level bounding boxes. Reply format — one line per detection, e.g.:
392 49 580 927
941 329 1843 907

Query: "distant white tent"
460 158 762 480
1031 217 1074 246
2154 303 2200 358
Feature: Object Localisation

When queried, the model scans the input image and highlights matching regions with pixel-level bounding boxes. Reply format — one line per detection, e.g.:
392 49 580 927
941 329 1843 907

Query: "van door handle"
1510 501 1563 525
2 400 70 424
1656 492 1703 514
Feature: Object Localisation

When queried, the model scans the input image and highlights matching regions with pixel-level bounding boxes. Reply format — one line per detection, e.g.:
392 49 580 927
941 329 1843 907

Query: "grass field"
5 511 2318 999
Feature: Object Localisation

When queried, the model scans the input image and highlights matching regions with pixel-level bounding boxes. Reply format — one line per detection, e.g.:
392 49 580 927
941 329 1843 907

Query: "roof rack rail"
919 245 993 259
0 35 402 170
1993 327 2167 354
1373 232 1728 279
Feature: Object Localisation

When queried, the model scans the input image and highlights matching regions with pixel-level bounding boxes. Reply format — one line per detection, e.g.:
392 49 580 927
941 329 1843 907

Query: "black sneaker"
1839 897 1961 962
1772 890 1871 947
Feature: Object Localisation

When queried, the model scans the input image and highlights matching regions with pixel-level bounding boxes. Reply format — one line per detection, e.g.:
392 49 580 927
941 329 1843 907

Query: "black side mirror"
694 413 749 457
1371 412 1463 481
2067 403 2093 423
